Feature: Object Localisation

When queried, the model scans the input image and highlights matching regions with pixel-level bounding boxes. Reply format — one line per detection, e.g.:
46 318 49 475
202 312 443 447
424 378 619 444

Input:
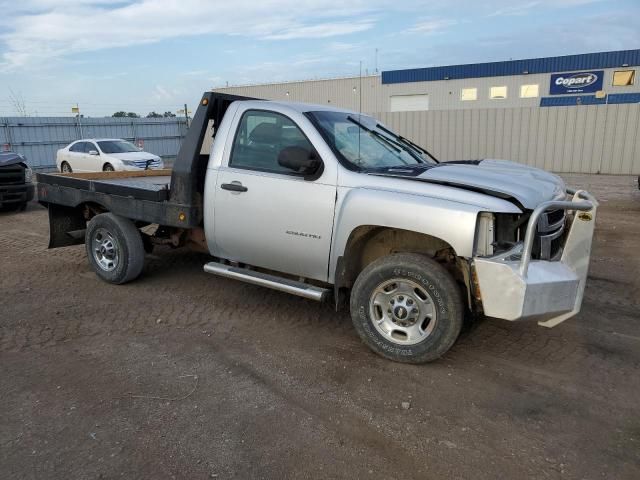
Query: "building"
214 50 640 175
214 50 640 113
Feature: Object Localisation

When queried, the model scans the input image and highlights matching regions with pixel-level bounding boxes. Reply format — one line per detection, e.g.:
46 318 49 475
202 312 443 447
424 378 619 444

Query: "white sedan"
56 138 164 173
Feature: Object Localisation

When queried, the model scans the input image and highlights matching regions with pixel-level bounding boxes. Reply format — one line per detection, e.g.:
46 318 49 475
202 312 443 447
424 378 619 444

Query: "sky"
0 0 638 117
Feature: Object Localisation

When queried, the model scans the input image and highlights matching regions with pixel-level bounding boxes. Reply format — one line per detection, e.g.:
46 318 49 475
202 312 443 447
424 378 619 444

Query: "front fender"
329 187 510 283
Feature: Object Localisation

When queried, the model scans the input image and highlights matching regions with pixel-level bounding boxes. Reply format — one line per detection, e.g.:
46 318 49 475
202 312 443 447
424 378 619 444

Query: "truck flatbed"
36 168 199 228
39 170 172 202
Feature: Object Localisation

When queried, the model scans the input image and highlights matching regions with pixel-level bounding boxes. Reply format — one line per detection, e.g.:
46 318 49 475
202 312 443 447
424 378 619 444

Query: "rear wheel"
350 253 463 363
61 162 72 173
85 213 145 284
103 163 115 172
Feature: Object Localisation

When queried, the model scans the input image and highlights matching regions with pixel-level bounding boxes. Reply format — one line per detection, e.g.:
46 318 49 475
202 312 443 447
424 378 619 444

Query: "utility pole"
72 103 84 138
184 103 189 128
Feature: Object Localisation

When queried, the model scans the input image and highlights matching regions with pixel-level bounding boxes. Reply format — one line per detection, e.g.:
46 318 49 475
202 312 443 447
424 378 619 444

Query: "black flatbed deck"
37 170 201 228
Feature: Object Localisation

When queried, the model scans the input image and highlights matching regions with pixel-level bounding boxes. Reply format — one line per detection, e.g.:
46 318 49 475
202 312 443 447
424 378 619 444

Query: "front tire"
61 161 72 173
350 253 463 364
85 213 145 284
103 163 115 172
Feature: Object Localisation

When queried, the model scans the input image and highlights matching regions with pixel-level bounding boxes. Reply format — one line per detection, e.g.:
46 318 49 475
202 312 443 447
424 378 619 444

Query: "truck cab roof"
237 99 357 115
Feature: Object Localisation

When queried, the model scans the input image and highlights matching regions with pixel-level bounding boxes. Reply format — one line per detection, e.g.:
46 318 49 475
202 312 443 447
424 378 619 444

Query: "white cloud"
264 20 374 40
406 18 458 34
0 0 388 70
152 85 172 100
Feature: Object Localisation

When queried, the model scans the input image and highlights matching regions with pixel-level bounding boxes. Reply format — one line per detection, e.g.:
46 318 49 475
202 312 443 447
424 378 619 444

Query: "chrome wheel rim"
62 163 71 173
92 228 119 272
368 278 438 345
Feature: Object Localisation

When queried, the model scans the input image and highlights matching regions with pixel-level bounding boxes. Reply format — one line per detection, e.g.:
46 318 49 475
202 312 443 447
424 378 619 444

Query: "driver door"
212 109 337 282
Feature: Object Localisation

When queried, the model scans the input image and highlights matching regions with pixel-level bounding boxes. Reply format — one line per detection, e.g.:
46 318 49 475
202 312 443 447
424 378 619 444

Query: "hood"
107 151 159 161
0 152 27 168
416 159 566 209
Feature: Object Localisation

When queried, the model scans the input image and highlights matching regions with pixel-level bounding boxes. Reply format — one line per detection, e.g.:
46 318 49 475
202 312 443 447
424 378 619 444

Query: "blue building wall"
382 50 640 84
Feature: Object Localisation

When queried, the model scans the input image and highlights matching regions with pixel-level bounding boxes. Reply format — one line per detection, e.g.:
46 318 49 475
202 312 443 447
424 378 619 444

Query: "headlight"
474 212 495 257
24 166 33 183
120 160 138 167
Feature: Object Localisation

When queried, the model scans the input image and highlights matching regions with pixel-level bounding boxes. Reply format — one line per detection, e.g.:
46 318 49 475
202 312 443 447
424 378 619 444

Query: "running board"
203 262 329 302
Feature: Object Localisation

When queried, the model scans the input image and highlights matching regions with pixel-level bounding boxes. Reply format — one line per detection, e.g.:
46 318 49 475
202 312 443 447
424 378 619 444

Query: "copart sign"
550 70 604 95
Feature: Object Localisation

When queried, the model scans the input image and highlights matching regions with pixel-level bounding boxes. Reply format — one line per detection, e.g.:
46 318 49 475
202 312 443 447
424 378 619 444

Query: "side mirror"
277 146 322 179
88 150 99 156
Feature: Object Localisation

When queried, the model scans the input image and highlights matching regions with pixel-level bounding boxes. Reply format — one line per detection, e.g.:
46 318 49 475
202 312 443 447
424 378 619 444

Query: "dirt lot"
1 174 639 480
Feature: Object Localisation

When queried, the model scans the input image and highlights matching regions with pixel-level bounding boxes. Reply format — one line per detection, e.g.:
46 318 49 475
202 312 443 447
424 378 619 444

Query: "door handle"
221 182 248 192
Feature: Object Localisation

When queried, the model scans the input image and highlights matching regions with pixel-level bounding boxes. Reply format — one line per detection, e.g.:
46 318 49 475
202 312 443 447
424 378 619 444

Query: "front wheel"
61 161 72 173
350 253 463 363
103 163 115 172
85 213 145 284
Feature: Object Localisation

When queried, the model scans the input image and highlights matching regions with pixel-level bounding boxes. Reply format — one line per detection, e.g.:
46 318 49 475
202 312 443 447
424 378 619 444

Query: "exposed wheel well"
336 226 472 308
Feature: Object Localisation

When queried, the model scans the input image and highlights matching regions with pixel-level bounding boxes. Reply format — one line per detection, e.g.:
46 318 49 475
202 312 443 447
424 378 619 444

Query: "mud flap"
47 203 87 248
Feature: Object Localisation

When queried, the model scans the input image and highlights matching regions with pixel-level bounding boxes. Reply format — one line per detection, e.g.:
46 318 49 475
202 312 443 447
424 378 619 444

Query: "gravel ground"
1 174 639 479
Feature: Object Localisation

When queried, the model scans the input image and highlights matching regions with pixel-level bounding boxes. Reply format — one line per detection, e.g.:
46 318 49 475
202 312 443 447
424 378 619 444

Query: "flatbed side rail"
519 189 596 277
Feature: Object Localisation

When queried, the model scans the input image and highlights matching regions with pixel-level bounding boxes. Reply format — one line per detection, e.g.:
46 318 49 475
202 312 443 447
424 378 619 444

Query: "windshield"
307 111 437 170
97 140 140 154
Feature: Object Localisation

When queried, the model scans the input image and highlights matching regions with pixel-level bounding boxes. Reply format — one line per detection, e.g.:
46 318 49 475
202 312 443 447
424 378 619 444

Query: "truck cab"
37 92 598 363
0 152 35 211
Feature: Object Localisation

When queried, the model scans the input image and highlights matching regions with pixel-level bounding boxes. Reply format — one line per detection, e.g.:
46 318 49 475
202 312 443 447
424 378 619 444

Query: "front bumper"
473 190 598 327
0 182 35 206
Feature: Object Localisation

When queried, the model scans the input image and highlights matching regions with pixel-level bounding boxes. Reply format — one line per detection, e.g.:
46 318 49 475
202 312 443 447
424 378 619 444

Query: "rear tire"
103 163 115 172
85 213 145 284
350 253 463 364
61 162 72 173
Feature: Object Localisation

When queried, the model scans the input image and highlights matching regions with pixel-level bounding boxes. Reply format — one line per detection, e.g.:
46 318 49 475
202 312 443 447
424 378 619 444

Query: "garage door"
389 94 429 112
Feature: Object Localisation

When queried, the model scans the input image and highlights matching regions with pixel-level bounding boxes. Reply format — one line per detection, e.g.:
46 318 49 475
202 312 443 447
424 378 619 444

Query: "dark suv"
0 152 35 211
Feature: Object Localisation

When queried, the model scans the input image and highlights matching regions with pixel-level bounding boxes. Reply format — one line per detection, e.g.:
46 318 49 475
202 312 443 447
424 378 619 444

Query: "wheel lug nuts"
398 296 404 301
407 299 413 305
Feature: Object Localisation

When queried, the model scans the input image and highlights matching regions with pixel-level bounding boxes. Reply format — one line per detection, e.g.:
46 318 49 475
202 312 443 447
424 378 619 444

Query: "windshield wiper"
376 124 439 163
346 116 405 158
348 116 425 164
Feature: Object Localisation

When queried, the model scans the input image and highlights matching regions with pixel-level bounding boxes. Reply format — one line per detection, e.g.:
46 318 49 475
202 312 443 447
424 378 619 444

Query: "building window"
612 70 635 86
460 88 477 101
389 94 429 112
490 86 507 99
520 84 539 98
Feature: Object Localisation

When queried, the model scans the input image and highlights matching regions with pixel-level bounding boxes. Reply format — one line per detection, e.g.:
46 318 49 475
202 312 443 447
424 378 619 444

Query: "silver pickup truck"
37 92 598 363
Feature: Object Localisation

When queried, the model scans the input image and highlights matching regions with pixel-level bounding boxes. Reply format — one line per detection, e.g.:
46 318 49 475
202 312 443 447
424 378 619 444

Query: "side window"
87 142 98 153
229 110 313 174
70 142 84 152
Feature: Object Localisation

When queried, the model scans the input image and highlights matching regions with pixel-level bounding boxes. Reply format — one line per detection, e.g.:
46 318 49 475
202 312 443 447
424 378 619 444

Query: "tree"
163 111 176 118
146 111 162 118
112 111 140 118
9 88 28 116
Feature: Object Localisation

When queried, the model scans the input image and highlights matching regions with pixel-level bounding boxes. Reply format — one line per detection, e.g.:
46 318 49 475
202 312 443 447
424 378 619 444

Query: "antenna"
358 60 362 162
359 60 363 117
375 48 378 73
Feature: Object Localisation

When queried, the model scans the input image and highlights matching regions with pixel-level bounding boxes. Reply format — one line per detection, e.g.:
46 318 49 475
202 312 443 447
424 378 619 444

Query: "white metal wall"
376 104 640 175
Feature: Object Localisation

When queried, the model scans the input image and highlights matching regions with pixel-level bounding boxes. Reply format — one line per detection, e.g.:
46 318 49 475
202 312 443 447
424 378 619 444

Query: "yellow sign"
71 106 79 113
